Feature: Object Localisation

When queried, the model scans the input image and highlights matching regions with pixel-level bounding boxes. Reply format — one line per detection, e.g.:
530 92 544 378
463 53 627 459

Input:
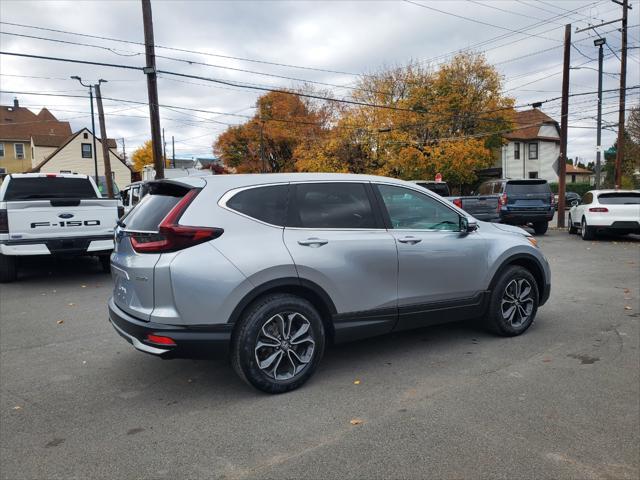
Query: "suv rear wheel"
232 293 325 393
533 221 548 235
0 254 17 283
581 217 595 240
485 266 539 336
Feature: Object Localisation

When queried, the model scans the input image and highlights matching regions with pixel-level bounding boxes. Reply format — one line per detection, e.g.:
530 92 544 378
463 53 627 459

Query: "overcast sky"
1 0 638 166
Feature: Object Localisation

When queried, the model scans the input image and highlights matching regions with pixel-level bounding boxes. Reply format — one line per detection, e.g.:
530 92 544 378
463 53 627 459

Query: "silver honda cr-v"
109 173 551 393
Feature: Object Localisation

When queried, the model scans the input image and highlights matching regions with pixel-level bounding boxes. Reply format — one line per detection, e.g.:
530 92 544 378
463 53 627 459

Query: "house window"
571 174 576 183
528 171 538 179
0 143 4 157
81 143 92 158
528 142 538 160
14 143 25 159
514 142 520 160
83 132 89 139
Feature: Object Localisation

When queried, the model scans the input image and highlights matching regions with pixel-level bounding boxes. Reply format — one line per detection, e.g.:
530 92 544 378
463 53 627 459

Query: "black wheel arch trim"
227 277 337 326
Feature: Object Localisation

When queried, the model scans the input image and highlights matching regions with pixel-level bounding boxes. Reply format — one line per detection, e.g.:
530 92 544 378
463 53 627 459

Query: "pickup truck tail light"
589 207 609 212
453 198 462 208
0 209 8 234
130 189 223 253
498 193 507 211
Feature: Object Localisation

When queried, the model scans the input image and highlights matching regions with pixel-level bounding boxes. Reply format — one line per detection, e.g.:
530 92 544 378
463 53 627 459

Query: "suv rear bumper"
501 210 554 224
108 298 232 358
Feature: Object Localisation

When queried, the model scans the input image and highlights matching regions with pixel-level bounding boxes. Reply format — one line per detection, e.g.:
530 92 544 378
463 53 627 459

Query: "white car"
568 189 640 240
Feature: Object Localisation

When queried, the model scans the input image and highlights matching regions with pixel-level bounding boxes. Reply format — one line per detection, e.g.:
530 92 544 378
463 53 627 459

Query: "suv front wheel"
485 266 539 336
232 293 325 393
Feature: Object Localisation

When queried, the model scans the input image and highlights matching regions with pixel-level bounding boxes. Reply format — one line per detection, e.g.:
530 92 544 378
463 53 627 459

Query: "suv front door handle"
298 238 329 247
397 236 422 245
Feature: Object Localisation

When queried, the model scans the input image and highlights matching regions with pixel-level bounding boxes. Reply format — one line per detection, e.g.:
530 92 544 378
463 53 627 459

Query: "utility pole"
141 0 164 179
172 135 175 168
615 0 628 188
594 38 606 189
558 23 571 228
94 82 114 199
259 119 266 173
162 127 167 168
121 137 126 162
71 76 99 183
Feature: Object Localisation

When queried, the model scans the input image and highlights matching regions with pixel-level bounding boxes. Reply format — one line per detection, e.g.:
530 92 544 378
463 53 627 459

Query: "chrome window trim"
218 182 289 229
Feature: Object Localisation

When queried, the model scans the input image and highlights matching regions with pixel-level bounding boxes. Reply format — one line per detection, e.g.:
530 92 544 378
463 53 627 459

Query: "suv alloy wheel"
232 293 325 393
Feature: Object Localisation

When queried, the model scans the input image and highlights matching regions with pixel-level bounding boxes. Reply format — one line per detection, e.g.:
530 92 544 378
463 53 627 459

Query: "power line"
0 20 363 77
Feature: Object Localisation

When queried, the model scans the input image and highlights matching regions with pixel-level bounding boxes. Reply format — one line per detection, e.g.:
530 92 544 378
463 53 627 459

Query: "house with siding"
30 128 134 188
0 99 72 176
500 109 561 182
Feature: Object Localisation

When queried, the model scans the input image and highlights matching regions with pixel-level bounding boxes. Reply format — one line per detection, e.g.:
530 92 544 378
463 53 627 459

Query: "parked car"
478 179 554 235
568 190 640 240
0 173 122 282
120 181 150 216
109 173 551 393
410 180 450 197
412 180 499 222
554 191 581 210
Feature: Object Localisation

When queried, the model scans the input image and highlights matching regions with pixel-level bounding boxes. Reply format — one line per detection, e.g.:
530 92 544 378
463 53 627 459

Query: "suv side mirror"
571 200 579 207
460 216 478 233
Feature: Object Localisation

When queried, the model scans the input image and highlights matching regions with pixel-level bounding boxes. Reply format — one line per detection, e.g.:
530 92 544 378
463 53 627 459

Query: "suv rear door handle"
298 237 329 247
397 236 422 245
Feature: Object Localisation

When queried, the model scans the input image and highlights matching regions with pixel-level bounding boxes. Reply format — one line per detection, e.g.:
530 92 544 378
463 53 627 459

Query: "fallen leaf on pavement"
543 357 552 363
68 303 75 307
350 419 364 425
12 406 22 410
81 285 87 288
624 306 632 311
56 320 64 325
623 288 630 294
353 380 361 385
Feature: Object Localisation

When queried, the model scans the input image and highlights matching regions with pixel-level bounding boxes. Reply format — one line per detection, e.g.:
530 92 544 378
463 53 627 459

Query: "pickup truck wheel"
532 221 548 235
568 214 577 234
231 293 325 394
485 266 539 337
0 254 18 283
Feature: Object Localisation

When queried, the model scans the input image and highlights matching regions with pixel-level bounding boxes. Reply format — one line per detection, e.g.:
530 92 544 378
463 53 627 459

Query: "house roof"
504 109 559 141
31 134 70 147
566 164 593 174
30 128 132 173
0 104 72 141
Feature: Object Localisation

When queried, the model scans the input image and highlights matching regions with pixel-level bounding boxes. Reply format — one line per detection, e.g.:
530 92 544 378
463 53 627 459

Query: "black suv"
478 179 554 234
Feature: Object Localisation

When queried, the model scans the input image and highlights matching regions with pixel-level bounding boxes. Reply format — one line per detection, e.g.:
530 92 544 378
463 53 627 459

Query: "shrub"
548 182 592 196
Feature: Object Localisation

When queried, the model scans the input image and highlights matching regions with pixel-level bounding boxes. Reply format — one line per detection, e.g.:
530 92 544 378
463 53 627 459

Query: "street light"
71 76 107 184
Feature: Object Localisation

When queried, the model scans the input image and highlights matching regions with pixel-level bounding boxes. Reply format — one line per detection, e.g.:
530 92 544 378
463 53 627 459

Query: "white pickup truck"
0 173 122 282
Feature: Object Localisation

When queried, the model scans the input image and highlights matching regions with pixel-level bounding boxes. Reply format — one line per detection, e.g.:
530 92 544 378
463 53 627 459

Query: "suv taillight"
550 193 555 206
130 189 223 253
589 207 609 213
0 209 8 234
453 198 462 208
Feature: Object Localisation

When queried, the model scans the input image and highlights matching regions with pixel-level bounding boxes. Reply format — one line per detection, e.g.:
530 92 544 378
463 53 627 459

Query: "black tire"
568 214 577 234
484 266 539 337
581 217 595 240
99 255 111 273
533 221 548 235
231 293 325 394
0 254 17 283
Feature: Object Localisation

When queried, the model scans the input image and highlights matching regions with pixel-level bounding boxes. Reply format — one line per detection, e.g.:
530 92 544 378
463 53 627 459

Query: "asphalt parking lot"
1 229 639 480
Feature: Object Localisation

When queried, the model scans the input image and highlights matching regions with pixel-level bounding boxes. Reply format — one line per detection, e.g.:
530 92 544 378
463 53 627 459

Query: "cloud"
1 0 637 167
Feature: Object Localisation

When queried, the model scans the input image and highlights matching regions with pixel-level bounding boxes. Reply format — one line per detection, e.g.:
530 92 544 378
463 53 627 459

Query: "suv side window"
289 182 376 229
582 192 593 205
227 184 289 226
377 184 460 231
